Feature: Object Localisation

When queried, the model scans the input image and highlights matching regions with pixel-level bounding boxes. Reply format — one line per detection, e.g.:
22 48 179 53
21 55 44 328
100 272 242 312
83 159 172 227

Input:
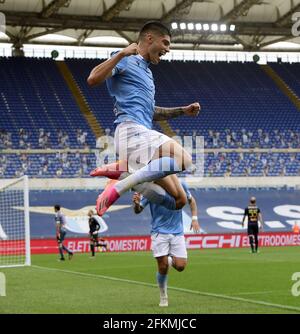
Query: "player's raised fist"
121 43 139 57
183 102 201 117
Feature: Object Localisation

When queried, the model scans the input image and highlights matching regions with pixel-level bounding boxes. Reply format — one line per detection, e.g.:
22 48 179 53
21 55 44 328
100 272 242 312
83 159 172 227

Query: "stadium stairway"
56 61 105 138
260 65 300 111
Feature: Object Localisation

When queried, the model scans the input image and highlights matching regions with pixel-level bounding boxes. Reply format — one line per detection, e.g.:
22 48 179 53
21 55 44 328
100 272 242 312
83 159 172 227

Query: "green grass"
1 247 300 314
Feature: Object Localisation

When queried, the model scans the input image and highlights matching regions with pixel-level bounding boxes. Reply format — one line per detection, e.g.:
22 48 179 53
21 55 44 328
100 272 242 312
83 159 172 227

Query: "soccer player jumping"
87 21 200 217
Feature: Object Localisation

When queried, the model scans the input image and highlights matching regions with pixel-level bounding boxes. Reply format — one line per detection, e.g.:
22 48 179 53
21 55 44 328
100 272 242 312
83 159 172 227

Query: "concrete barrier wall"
1 176 300 190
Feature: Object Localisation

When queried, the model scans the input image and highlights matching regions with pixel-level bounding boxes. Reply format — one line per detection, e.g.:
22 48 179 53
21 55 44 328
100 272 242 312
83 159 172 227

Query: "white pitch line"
230 290 285 296
32 265 300 313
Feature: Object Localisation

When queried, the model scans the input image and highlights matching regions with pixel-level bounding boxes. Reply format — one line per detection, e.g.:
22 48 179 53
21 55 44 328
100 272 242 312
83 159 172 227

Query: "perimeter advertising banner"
27 232 300 254
7 188 300 239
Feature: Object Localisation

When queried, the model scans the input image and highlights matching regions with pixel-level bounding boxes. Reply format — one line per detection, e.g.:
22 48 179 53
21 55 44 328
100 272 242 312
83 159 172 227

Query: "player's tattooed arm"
153 102 200 121
153 106 185 121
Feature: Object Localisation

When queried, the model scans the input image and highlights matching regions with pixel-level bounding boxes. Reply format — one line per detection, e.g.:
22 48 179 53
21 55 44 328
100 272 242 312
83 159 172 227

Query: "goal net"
0 176 30 268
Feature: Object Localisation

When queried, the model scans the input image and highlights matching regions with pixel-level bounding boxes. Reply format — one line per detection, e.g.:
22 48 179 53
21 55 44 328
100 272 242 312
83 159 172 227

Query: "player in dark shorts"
88 210 108 257
54 205 73 261
242 197 264 253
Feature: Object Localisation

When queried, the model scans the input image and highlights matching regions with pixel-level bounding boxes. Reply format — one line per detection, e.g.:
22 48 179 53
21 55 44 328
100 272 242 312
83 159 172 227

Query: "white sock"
160 287 168 299
133 182 168 202
156 272 168 298
114 157 180 195
167 256 173 268
118 171 130 180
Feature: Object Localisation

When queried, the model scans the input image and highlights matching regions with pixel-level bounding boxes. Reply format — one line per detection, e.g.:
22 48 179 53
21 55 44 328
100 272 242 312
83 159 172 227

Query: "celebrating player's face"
148 34 170 64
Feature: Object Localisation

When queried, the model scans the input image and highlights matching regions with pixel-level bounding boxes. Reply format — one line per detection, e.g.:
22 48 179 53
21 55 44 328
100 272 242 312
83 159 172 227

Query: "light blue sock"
156 272 168 292
115 157 180 195
133 182 176 210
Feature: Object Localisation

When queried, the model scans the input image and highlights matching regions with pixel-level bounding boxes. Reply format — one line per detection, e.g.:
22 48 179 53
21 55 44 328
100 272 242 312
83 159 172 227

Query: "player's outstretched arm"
87 43 139 87
56 224 60 240
259 212 264 230
242 209 247 227
95 219 101 231
188 195 200 233
153 102 200 121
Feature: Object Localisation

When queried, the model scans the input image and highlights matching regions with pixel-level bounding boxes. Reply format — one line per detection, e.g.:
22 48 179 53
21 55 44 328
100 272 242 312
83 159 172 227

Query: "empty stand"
0 57 95 149
1 57 300 178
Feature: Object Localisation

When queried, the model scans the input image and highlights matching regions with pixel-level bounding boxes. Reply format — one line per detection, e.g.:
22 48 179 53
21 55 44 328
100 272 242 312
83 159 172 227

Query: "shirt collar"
135 54 150 68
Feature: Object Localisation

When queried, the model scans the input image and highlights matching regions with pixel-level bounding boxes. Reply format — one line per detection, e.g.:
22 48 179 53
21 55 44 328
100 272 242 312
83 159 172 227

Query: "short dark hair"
139 21 171 40
54 204 61 211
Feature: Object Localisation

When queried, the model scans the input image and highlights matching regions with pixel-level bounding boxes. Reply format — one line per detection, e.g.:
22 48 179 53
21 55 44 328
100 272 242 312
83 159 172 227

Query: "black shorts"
57 230 66 243
90 232 98 242
248 223 259 236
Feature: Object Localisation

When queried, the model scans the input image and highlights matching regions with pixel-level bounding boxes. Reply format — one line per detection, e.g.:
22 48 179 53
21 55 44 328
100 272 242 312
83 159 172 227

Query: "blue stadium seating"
1 57 300 178
270 62 300 99
1 151 299 178
0 57 94 149
0 153 96 178
151 60 300 136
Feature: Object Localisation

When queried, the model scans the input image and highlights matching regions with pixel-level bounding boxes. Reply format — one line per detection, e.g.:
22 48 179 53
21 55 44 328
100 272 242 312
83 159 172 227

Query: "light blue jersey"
140 181 192 235
106 52 155 129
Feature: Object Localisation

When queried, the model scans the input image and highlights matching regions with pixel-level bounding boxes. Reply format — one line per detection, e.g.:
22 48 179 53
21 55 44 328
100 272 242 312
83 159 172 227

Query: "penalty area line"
32 265 300 313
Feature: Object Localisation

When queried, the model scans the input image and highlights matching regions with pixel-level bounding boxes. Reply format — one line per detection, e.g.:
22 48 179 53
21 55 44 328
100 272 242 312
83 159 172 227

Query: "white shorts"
151 233 187 259
114 121 171 172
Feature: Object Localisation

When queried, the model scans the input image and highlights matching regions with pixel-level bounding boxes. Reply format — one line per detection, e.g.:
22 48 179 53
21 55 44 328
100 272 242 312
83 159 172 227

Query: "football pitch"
1 246 300 314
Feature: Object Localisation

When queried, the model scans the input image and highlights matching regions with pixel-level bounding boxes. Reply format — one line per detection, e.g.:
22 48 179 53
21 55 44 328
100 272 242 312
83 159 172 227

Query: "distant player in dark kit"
88 209 108 257
54 205 73 261
242 197 264 253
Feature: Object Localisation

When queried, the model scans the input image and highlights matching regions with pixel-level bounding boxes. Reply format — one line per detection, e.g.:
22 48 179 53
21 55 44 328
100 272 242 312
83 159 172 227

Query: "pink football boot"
90 161 127 180
96 180 120 216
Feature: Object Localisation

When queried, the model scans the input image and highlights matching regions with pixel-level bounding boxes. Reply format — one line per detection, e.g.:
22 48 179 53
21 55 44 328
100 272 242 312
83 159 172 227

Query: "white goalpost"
0 175 31 268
